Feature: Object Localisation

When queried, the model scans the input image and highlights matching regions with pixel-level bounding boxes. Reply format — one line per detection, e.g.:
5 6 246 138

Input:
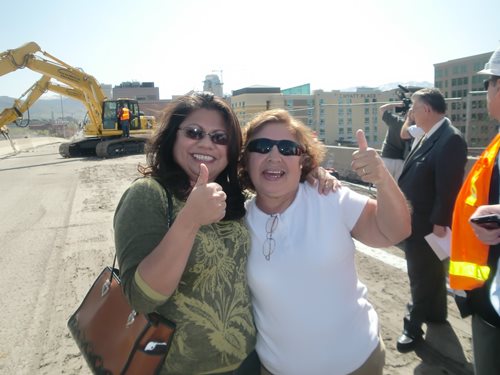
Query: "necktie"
416 135 427 149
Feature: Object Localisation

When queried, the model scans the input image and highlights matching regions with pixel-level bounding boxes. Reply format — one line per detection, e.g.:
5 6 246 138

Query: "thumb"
195 163 209 187
356 129 368 151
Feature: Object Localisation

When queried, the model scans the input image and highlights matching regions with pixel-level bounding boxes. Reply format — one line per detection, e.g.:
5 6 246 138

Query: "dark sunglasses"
247 138 304 156
484 77 499 91
178 126 228 145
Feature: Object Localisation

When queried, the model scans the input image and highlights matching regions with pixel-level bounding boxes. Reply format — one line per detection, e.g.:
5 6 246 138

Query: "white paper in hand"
424 227 451 260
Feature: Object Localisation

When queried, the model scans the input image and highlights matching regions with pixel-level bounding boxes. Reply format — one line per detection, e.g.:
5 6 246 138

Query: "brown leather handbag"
68 182 175 374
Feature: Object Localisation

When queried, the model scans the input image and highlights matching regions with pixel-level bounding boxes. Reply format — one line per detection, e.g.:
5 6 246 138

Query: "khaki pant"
261 338 385 375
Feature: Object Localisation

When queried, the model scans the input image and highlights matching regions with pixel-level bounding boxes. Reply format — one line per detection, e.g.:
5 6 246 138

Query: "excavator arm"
0 75 51 128
0 42 105 134
0 41 41 77
0 75 101 132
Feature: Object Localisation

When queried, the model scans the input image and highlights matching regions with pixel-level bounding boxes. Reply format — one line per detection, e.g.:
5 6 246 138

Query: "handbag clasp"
101 279 111 297
127 310 137 326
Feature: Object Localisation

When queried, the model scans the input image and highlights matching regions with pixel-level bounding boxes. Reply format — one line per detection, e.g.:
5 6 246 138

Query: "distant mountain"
377 81 433 92
0 96 86 121
341 81 433 92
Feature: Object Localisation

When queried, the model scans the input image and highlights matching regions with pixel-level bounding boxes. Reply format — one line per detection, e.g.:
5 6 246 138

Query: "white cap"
478 47 500 76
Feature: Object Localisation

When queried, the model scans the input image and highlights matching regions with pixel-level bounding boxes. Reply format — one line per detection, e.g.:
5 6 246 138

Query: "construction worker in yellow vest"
117 105 131 137
449 46 500 375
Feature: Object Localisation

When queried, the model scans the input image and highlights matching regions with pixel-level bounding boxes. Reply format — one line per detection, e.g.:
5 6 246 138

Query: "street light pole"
60 95 66 138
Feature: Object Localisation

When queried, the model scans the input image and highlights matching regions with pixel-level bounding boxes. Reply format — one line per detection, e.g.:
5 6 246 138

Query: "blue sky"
1 0 499 99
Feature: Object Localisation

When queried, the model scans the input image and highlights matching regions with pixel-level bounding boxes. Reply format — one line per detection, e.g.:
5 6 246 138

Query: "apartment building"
230 84 400 148
434 51 494 147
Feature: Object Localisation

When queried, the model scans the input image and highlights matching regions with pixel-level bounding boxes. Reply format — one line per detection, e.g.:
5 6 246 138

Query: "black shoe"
396 332 422 353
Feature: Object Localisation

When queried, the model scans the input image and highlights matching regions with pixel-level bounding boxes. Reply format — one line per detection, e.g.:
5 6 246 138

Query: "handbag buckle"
101 279 111 297
127 310 137 326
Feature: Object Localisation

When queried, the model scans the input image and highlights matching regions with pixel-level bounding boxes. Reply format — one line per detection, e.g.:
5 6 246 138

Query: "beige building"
230 84 401 148
434 51 495 147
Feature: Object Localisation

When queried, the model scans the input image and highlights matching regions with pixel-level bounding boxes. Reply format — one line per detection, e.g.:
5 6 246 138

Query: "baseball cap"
478 47 500 76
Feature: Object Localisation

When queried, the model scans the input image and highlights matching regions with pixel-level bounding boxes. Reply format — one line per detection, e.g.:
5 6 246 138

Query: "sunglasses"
484 77 499 91
178 126 228 146
247 138 304 156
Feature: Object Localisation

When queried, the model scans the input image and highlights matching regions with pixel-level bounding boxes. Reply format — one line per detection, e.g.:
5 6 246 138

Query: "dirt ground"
0 140 475 374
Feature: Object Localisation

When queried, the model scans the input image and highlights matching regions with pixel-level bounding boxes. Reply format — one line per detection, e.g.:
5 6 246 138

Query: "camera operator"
401 107 425 151
378 102 411 181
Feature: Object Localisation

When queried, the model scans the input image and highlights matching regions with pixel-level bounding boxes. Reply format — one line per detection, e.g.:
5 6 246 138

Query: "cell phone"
470 214 500 229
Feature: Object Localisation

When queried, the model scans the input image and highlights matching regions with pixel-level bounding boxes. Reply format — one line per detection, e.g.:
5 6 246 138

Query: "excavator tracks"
59 137 148 158
95 137 146 158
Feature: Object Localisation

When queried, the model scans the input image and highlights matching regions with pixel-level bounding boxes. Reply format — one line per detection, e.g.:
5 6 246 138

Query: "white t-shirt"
245 183 379 375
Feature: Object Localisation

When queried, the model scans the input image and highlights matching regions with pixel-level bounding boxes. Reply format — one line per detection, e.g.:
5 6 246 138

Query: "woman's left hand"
351 130 392 186
306 166 341 194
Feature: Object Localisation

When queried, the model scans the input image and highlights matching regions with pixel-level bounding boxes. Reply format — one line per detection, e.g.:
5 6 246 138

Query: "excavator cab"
102 99 140 131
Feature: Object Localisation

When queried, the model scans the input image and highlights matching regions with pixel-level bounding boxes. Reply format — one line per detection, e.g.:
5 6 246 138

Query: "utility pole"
60 95 66 138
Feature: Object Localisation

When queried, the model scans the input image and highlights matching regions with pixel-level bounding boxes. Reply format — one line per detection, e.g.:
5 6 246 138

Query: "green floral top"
114 178 256 375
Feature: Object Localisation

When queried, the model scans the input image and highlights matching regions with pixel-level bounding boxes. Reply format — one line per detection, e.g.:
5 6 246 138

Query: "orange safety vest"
119 107 130 121
449 133 500 290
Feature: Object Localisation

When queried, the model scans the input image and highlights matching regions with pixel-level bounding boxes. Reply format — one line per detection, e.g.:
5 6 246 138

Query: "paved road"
0 139 474 374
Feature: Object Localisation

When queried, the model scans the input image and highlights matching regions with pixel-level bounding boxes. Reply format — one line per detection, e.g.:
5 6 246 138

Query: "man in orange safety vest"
449 46 500 375
117 105 131 138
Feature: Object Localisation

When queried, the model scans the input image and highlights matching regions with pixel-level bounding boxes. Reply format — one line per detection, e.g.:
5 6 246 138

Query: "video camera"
394 85 423 115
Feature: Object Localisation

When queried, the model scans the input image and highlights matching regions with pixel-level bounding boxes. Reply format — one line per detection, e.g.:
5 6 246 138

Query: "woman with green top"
114 92 257 374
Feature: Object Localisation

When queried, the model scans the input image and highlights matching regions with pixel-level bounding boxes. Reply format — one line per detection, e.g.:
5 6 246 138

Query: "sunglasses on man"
484 77 499 91
178 125 229 145
247 138 305 156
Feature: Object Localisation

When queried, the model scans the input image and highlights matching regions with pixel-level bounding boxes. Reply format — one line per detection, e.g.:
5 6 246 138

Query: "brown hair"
239 109 326 191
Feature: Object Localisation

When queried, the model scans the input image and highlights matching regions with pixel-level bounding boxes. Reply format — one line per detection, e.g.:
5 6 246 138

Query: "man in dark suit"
397 88 468 352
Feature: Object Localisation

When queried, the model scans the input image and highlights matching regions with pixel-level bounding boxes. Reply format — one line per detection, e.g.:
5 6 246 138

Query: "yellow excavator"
0 41 157 157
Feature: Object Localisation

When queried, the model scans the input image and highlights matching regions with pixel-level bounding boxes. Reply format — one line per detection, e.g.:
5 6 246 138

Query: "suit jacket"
398 119 468 238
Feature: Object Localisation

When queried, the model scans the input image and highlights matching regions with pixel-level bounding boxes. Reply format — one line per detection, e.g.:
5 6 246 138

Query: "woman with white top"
239 109 411 375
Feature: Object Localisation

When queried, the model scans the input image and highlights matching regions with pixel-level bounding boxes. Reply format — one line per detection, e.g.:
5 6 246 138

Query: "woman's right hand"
184 163 227 226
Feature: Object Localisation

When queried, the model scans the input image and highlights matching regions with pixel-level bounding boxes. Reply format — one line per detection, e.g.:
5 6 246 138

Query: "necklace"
263 214 279 261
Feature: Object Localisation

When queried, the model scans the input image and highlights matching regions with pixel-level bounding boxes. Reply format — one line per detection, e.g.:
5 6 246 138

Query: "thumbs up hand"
351 129 391 186
184 163 227 226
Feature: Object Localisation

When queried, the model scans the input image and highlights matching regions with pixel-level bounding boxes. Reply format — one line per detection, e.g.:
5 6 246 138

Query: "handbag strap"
110 177 174 278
